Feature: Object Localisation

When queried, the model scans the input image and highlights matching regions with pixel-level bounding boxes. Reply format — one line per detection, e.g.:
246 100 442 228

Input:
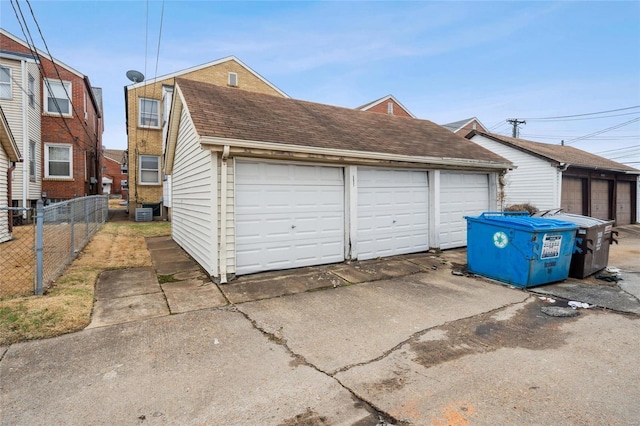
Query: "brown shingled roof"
175 78 510 166
474 132 639 173
103 149 125 164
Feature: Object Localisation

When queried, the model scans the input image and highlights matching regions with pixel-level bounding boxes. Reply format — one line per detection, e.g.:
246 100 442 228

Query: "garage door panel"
616 181 632 225
357 169 429 260
236 162 345 275
440 173 489 249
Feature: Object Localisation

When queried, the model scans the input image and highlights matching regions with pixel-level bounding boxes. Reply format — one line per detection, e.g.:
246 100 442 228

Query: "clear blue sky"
1 1 639 166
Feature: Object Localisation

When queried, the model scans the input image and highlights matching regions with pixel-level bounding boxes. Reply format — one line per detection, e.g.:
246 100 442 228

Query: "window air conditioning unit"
135 208 153 222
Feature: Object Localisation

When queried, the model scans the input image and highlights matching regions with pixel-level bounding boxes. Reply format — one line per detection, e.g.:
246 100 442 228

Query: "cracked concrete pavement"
1 226 639 425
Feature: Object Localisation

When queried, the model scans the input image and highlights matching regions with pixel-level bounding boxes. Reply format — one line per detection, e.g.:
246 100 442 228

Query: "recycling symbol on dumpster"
493 231 508 248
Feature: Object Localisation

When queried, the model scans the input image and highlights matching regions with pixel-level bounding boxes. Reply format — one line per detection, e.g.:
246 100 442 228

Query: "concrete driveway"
1 227 639 425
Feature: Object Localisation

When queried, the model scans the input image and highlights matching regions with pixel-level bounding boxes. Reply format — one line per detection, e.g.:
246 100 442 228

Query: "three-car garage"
234 161 493 276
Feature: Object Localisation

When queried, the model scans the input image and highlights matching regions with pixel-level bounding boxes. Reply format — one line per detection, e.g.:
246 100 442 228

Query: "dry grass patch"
0 221 171 345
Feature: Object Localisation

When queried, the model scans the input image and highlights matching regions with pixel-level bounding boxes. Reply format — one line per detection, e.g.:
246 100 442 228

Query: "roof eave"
199 136 511 170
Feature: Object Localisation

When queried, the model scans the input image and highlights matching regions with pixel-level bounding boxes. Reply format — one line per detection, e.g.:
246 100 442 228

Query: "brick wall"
0 33 103 201
364 99 413 118
127 58 285 218
103 155 127 197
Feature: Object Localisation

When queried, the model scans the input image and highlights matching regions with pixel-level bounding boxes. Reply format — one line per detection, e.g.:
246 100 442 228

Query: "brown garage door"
590 179 611 220
561 177 584 215
616 181 632 225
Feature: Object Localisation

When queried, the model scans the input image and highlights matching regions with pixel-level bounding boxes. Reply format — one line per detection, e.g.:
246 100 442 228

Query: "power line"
594 145 640 155
506 118 526 138
25 0 98 151
9 0 79 149
564 117 640 145
521 105 640 120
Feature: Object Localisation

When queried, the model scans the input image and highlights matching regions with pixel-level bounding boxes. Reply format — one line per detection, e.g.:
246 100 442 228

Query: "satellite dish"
126 70 145 83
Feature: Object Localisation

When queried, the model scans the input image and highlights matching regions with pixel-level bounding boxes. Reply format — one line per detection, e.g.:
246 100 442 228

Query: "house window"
387 102 394 115
44 79 72 116
45 143 73 178
29 140 36 181
228 72 238 87
0 66 11 99
139 98 159 128
28 74 35 107
139 155 160 184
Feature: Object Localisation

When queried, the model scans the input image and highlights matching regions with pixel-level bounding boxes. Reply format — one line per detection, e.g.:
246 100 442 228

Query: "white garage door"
357 168 429 260
235 161 345 275
440 172 490 249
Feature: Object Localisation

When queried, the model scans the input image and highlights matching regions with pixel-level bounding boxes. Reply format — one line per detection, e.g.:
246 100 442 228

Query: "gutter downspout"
21 59 28 218
8 162 16 233
219 145 230 284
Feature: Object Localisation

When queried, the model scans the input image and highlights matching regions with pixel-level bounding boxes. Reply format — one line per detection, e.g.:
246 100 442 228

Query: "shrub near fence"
0 195 108 297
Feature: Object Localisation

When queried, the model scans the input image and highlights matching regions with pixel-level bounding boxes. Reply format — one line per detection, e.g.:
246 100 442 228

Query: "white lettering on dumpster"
493 231 508 248
541 234 562 259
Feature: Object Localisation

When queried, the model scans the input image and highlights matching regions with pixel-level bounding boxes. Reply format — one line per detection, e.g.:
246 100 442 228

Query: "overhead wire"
521 105 640 121
9 0 79 149
25 0 99 152
564 117 640 145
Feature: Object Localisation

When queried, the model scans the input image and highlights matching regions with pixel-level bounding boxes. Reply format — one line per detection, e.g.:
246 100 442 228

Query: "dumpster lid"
534 210 613 228
465 212 579 232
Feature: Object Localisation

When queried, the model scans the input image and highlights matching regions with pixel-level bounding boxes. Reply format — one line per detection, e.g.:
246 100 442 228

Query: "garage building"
164 79 511 282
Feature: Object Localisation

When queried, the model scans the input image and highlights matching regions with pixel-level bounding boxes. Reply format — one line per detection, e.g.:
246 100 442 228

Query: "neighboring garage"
164 79 511 282
467 131 639 226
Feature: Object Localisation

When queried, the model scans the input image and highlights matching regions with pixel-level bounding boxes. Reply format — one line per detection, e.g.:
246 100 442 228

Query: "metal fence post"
35 200 44 295
70 201 75 255
85 198 90 240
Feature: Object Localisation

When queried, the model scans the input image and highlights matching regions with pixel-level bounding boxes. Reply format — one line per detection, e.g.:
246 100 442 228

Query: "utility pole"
507 119 526 138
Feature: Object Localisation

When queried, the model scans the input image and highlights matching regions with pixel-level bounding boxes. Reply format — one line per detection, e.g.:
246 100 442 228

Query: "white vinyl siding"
3 60 40 204
470 134 560 210
357 168 429 260
220 158 235 274
439 172 490 249
171 107 217 276
235 161 345 275
25 62 41 199
44 79 72 116
0 145 10 243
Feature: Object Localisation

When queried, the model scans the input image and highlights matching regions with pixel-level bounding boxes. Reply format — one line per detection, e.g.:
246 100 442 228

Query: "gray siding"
470 134 560 210
171 107 217 276
0 145 10 242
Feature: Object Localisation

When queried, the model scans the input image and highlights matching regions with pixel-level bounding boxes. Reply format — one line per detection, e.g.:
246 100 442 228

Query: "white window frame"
28 74 35 107
83 89 88 120
44 143 73 179
0 66 12 100
139 155 160 185
138 98 160 128
29 140 36 181
228 72 238 87
44 79 72 117
387 101 394 115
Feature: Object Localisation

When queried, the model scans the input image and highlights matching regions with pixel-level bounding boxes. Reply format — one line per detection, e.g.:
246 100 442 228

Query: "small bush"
505 203 539 215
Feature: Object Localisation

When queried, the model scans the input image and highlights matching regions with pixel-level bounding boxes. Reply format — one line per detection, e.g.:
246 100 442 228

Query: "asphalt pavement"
1 225 639 425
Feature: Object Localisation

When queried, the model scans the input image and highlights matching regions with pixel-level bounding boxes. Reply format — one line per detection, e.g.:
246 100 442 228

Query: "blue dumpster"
465 212 578 287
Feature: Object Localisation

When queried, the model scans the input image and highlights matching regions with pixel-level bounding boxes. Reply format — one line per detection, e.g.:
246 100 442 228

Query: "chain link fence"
0 207 35 297
0 195 108 297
